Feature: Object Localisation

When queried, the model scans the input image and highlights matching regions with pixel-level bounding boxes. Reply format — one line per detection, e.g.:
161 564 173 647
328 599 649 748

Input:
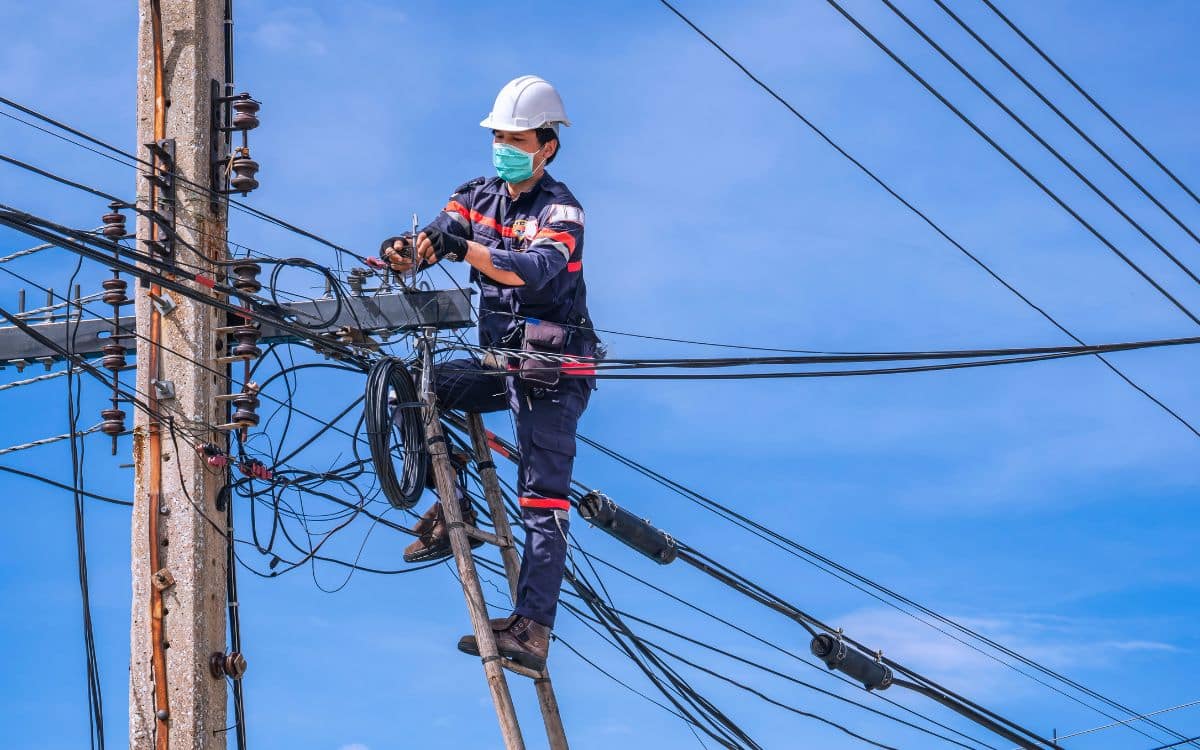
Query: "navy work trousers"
434 357 590 628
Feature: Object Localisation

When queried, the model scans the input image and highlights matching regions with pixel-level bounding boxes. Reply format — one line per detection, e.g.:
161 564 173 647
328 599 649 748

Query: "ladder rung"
499 658 542 680
462 524 511 548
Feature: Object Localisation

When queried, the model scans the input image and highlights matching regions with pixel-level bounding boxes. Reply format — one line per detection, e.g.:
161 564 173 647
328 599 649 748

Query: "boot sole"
457 637 546 672
403 537 483 564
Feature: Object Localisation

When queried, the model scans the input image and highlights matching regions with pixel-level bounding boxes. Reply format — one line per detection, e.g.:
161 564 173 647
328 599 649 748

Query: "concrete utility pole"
130 1 230 748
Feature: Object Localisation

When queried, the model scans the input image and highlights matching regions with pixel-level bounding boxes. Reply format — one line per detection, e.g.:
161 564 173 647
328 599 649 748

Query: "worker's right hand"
379 235 415 274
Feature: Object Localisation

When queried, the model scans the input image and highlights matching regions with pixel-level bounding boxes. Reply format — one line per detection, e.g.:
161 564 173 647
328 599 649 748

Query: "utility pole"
130 1 231 748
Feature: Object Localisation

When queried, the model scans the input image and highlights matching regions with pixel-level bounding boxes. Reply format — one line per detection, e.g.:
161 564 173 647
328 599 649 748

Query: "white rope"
0 369 69 391
15 291 105 319
446 342 591 365
1011 698 1200 747
0 423 103 456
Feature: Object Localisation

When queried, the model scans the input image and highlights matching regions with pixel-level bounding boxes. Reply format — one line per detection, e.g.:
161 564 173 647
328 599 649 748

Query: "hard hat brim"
480 114 571 132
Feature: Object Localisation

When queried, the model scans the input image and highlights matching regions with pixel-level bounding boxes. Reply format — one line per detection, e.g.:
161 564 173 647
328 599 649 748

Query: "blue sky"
1 1 1199 748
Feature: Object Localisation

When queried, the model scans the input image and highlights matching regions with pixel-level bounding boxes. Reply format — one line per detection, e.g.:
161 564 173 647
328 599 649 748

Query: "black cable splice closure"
810 633 893 691
365 358 426 508
578 490 678 564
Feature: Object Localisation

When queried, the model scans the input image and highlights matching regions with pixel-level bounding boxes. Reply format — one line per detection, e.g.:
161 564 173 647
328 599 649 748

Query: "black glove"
420 227 468 265
376 234 413 270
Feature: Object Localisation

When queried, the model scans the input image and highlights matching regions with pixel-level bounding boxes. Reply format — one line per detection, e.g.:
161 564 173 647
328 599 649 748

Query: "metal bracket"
142 139 177 258
149 292 176 317
151 568 176 592
152 379 176 401
0 289 474 363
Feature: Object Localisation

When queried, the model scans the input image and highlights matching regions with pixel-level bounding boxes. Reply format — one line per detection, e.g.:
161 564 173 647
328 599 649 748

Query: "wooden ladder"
419 364 569 750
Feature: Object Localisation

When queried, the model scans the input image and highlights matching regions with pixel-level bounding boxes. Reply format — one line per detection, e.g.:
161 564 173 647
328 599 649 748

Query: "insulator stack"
100 267 130 455
101 201 128 239
229 147 260 194
100 408 126 437
230 324 262 360
101 342 127 372
230 261 262 296
211 91 263 204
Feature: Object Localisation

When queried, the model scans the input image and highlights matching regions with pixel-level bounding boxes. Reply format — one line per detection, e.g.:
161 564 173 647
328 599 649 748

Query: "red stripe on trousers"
520 497 571 511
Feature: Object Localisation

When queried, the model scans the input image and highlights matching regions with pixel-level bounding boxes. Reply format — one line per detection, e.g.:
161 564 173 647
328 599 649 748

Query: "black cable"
1149 736 1200 750
977 0 1200 209
930 0 1200 253
0 464 130 506
364 358 426 508
821 0 1200 326
581 549 996 750
64 253 104 750
577 432 1168 745
653 0 1200 439
0 95 374 266
875 0 1200 292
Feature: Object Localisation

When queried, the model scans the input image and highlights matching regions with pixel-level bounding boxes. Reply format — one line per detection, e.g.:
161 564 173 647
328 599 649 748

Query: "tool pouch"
520 319 567 388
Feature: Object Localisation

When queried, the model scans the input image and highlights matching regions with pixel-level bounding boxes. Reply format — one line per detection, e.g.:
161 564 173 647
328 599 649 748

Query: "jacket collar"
482 172 553 200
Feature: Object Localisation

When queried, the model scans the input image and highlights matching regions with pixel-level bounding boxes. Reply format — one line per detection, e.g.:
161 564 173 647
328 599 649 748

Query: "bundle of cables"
365 358 426 508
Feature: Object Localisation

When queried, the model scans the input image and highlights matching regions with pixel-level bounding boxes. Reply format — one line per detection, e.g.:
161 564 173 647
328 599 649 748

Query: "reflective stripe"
520 496 571 511
443 208 470 229
535 228 576 253
446 200 516 237
563 360 595 376
545 204 584 226
530 238 570 261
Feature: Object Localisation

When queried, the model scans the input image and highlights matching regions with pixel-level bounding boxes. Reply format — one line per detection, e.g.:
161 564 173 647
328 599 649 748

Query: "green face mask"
493 142 542 183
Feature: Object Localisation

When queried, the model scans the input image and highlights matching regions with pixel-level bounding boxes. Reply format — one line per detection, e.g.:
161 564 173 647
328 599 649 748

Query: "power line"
821 0 1200 326
875 0 1200 293
930 0 1200 253
653 0 1200 438
575 431 1174 744
977 0 1200 209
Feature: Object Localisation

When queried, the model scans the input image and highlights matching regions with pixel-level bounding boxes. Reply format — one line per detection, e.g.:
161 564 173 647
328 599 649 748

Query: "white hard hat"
480 75 571 133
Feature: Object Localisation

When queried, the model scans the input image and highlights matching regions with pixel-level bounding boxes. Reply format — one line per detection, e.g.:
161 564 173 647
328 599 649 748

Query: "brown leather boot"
457 615 551 671
402 502 482 563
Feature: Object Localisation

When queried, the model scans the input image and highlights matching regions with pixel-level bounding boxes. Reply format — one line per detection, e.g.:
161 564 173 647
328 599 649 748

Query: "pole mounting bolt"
209 651 248 680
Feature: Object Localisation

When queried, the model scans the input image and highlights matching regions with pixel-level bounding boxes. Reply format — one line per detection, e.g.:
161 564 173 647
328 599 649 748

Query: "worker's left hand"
415 228 468 266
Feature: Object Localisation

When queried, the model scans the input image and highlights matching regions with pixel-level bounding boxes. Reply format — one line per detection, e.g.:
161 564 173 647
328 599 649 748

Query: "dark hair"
535 127 560 164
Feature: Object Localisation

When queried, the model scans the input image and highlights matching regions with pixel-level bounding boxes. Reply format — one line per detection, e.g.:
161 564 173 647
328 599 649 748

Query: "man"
382 75 597 671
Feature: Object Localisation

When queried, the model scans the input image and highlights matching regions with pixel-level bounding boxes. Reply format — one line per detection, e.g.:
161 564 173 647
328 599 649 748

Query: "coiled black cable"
365 358 426 508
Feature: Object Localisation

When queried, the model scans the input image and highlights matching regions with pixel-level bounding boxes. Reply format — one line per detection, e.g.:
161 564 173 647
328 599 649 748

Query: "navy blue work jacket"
428 173 595 356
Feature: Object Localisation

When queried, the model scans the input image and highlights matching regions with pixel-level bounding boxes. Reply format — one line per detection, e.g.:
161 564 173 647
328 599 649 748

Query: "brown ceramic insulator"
101 277 128 306
231 99 260 130
100 408 126 436
231 391 260 427
101 211 127 239
231 326 262 358
101 341 127 371
229 157 259 193
230 261 262 295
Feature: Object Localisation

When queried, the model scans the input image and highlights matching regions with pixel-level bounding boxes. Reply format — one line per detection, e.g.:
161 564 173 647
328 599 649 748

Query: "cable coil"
365 357 426 508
